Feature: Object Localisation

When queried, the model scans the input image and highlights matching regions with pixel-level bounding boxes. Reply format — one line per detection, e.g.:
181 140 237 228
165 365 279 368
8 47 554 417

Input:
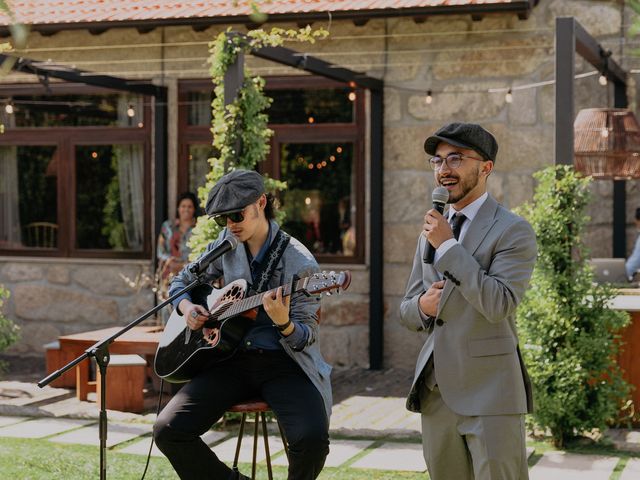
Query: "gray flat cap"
424 122 498 162
205 169 265 216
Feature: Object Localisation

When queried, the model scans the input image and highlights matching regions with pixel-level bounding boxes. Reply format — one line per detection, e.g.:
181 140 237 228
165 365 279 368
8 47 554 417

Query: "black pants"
154 349 329 480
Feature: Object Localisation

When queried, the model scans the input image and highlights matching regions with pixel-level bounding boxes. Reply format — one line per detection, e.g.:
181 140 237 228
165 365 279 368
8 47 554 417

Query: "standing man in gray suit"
400 123 537 480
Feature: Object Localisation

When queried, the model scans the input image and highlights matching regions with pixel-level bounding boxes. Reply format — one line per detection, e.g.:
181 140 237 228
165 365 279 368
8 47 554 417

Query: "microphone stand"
37 266 211 480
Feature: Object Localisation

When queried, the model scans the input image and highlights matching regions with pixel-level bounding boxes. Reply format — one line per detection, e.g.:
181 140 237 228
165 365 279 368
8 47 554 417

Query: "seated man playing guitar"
154 169 332 480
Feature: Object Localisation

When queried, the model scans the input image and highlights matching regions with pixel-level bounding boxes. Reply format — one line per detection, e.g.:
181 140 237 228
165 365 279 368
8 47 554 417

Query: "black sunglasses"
212 210 245 227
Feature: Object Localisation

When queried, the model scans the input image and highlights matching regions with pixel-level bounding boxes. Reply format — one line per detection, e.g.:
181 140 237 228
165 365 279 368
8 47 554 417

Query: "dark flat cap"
205 169 265 216
424 122 498 161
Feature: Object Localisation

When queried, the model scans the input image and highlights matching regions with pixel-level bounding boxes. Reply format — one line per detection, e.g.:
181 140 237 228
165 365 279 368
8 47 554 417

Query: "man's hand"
263 287 294 336
179 299 209 330
423 209 454 249
419 280 445 317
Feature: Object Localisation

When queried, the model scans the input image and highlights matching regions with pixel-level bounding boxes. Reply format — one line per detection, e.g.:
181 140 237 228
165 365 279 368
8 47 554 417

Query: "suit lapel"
437 195 499 313
461 195 499 256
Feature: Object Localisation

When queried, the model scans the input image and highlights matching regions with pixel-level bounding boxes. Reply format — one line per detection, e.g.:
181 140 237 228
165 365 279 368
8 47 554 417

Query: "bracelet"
275 319 292 332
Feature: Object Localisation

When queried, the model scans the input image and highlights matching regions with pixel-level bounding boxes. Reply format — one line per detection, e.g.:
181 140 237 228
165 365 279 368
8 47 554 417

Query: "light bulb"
348 91 356 102
598 74 608 86
127 104 135 117
505 90 513 104
5 103 13 114
425 90 433 105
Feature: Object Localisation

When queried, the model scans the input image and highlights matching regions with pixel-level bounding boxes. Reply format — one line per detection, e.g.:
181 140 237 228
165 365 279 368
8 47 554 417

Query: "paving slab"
529 452 618 480
330 396 421 437
350 442 426 472
272 438 374 468
50 422 153 448
619 457 640 480
213 435 285 463
0 415 28 427
117 430 229 457
0 417 93 438
0 381 73 407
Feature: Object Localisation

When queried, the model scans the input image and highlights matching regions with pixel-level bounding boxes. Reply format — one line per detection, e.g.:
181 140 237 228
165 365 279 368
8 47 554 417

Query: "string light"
425 90 433 105
598 73 608 86
126 104 135 117
504 89 513 104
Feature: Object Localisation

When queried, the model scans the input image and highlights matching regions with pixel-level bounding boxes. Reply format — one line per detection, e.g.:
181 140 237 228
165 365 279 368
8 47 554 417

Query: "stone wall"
0 259 154 358
0 0 637 370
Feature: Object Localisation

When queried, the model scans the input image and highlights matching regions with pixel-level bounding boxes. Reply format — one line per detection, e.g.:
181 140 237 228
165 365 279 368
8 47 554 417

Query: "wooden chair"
23 221 58 248
229 399 288 480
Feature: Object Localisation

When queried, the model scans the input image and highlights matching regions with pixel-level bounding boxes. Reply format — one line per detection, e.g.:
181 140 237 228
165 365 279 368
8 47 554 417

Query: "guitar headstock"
304 271 352 296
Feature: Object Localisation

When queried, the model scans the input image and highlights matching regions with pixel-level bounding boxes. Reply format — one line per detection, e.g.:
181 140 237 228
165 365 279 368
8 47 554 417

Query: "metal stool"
229 399 288 480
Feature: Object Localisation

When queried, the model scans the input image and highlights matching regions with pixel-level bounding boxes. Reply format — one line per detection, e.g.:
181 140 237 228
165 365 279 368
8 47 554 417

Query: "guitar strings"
217 280 302 321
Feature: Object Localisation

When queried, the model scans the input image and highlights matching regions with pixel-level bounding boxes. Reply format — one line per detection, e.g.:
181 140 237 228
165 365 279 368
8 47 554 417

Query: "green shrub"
0 284 19 374
516 165 631 447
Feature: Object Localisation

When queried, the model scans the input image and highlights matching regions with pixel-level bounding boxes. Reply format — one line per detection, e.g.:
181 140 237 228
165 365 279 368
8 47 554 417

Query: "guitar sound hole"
203 328 220 347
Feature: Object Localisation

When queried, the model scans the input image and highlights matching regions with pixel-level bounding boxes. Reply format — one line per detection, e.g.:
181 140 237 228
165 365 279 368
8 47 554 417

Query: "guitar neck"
217 279 304 321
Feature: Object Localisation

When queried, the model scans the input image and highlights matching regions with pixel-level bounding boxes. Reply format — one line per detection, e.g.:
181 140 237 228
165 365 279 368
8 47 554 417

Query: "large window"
0 84 151 258
178 77 365 263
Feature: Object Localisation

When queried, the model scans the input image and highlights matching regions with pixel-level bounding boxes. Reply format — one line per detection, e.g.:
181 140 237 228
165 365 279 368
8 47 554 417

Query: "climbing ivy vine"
188 27 327 258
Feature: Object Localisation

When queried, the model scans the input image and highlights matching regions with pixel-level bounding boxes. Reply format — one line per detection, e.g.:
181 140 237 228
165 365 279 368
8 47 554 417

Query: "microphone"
423 186 450 264
189 236 239 275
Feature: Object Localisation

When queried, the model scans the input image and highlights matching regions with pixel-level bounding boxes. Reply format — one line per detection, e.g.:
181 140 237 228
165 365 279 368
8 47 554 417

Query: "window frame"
0 83 153 259
177 76 366 264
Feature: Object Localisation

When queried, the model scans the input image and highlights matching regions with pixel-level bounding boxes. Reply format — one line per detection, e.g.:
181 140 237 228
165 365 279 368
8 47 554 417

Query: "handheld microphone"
423 186 450 264
189 236 239 275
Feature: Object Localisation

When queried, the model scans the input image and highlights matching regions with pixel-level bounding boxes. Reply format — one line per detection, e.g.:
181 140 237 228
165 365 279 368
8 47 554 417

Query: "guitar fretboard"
213 279 305 321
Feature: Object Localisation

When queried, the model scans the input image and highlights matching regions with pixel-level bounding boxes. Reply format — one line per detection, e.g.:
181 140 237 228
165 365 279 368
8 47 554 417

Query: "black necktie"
451 213 466 241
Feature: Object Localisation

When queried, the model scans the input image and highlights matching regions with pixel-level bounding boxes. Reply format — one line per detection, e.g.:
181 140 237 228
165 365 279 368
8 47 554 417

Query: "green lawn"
1 436 637 479
0 437 426 479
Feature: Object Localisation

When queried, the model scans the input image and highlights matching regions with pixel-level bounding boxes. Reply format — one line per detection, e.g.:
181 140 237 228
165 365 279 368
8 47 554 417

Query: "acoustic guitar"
154 270 351 383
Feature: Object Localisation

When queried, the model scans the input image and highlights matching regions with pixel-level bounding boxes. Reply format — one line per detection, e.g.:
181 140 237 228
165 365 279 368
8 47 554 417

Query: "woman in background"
156 192 200 309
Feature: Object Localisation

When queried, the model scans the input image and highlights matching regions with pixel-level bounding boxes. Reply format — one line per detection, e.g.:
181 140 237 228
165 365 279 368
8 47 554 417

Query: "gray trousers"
420 384 529 480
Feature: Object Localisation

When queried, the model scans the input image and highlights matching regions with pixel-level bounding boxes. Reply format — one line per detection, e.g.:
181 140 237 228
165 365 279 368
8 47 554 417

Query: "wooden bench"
44 340 77 388
96 354 147 413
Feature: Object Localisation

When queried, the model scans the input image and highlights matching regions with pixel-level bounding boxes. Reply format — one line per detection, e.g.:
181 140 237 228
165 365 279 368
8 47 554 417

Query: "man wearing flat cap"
400 122 537 479
154 169 331 480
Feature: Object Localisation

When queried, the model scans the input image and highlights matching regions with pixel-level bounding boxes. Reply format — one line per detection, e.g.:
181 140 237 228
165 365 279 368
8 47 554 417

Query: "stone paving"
1 379 640 477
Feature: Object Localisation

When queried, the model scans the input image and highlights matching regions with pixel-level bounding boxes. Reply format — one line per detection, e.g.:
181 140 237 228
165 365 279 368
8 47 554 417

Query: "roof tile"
0 1 523 26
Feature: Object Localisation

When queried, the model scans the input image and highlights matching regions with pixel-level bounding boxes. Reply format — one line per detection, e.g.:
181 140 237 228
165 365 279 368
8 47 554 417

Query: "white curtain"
116 144 144 250
116 95 145 250
0 146 21 246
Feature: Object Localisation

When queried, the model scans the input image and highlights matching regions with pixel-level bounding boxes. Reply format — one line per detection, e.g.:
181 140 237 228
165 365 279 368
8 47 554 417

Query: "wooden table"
58 326 163 401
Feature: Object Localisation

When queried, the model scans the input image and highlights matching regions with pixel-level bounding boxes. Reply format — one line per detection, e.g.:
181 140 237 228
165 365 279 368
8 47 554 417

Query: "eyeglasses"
212 210 245 227
429 153 484 171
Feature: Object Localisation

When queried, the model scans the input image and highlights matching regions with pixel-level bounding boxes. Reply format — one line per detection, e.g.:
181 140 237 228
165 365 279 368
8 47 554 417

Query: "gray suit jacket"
400 194 536 416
